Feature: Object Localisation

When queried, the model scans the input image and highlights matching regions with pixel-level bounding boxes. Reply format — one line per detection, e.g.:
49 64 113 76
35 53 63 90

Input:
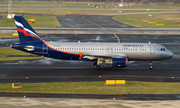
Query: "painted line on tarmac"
113 33 120 43
82 16 104 28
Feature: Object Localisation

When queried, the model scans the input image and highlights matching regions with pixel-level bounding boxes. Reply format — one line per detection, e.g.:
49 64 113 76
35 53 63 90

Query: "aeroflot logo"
123 45 143 47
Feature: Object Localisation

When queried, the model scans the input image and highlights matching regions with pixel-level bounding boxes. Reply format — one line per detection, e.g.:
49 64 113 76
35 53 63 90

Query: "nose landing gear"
149 61 153 69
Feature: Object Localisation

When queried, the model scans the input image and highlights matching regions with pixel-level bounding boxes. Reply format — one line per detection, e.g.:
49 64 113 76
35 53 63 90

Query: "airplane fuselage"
12 42 173 61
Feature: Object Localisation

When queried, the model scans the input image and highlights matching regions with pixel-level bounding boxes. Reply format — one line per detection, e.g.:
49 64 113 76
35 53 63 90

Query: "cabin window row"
55 48 147 51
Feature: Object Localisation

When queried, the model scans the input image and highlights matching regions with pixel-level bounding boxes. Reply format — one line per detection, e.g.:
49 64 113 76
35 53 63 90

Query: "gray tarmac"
56 15 135 28
1 27 180 35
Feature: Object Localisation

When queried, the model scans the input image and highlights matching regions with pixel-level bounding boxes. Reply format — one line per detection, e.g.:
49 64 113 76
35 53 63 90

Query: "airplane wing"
82 53 128 60
87 54 128 58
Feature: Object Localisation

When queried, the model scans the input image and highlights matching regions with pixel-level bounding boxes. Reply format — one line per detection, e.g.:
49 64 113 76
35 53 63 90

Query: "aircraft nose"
166 50 173 59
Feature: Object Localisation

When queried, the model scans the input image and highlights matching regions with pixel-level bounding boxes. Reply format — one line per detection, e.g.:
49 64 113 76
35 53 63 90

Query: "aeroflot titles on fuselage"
123 45 143 47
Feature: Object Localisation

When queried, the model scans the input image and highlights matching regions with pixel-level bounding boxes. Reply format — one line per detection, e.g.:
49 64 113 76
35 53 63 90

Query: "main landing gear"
94 62 100 69
149 61 153 69
94 58 103 69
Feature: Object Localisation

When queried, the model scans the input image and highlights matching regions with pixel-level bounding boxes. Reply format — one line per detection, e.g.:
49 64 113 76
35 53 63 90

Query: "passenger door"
150 45 155 55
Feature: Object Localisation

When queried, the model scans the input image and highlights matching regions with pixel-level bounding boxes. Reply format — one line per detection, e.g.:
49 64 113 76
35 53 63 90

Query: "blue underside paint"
11 43 83 60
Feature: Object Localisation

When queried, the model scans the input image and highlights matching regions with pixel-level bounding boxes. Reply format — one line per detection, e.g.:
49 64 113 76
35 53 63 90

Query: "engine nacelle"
105 58 128 67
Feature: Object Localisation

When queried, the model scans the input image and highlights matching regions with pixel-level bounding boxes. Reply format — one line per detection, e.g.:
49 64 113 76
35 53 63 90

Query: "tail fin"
14 16 45 44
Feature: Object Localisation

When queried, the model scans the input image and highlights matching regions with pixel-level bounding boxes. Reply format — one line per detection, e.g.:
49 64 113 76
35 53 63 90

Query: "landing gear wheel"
150 65 153 69
94 62 97 66
149 61 153 69
93 63 100 69
93 62 97 69
96 65 100 70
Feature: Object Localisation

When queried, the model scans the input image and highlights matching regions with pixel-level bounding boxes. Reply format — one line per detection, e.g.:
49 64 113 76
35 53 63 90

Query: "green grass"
0 14 61 27
126 3 180 9
0 47 34 55
0 47 47 61
0 81 180 94
0 9 170 16
112 13 180 28
0 33 19 38
0 1 180 9
0 47 45 61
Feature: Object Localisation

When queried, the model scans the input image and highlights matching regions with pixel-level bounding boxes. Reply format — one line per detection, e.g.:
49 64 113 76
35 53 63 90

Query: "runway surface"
0 34 180 83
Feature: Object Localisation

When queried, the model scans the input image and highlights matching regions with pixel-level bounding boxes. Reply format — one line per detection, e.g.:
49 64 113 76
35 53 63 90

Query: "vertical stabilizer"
14 16 45 44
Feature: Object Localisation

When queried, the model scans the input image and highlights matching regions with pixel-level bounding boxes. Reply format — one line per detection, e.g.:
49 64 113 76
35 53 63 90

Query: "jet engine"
105 58 128 67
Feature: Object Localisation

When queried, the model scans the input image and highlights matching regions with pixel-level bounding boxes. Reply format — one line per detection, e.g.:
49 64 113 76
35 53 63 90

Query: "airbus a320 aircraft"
11 16 173 69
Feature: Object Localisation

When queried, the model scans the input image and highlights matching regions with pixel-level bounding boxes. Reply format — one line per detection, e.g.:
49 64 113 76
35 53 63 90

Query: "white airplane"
11 16 173 69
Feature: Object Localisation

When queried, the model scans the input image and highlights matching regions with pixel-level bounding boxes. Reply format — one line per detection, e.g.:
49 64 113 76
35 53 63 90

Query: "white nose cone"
167 51 173 59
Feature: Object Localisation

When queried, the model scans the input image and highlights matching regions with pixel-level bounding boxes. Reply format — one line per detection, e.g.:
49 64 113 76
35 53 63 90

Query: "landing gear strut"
94 58 103 69
149 61 153 69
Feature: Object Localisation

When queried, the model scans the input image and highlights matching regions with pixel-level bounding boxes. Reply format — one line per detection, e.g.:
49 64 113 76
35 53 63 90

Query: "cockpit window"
160 48 166 51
